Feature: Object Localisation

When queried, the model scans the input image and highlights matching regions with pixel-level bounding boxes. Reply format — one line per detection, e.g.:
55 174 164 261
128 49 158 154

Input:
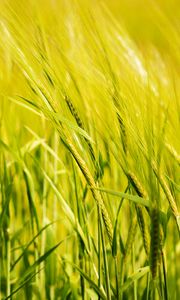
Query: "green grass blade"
94 187 150 207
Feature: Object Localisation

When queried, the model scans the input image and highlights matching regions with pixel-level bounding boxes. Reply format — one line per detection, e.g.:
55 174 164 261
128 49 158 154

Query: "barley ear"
63 137 113 245
150 208 161 280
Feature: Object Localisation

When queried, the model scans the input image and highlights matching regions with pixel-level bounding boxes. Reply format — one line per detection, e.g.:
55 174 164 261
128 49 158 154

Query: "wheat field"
0 0 180 299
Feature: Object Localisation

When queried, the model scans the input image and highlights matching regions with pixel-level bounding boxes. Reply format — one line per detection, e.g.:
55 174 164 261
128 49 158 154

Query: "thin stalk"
53 130 58 224
132 244 137 300
112 193 126 300
161 251 168 300
146 272 150 300
98 207 102 300
114 257 120 300
119 256 125 300
159 264 163 300
6 229 11 298
40 118 48 298
73 161 85 300
99 209 111 300
50 287 55 300
49 130 59 299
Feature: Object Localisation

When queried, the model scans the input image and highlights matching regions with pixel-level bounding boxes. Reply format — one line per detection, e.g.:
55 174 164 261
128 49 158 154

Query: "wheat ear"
152 161 180 233
127 171 150 256
165 143 180 165
65 95 95 161
150 208 160 280
64 137 113 245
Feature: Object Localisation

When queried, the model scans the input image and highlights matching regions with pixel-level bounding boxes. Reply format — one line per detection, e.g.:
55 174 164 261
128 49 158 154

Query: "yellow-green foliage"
0 1 179 299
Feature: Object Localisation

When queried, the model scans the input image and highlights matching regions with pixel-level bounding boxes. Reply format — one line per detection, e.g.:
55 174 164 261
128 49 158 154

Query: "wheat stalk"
124 215 137 262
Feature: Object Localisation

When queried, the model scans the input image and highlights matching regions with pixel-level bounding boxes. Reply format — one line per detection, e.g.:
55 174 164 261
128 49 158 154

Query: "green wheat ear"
165 143 180 165
136 205 150 256
63 137 113 245
150 208 160 280
151 160 180 233
127 171 150 256
65 95 96 161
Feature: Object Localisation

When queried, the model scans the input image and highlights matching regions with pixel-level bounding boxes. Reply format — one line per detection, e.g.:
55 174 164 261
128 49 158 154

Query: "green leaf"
66 261 107 300
112 186 127 257
120 267 150 292
23 168 39 232
94 187 150 207
11 222 54 271
31 156 90 255
4 270 42 300
19 240 63 284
